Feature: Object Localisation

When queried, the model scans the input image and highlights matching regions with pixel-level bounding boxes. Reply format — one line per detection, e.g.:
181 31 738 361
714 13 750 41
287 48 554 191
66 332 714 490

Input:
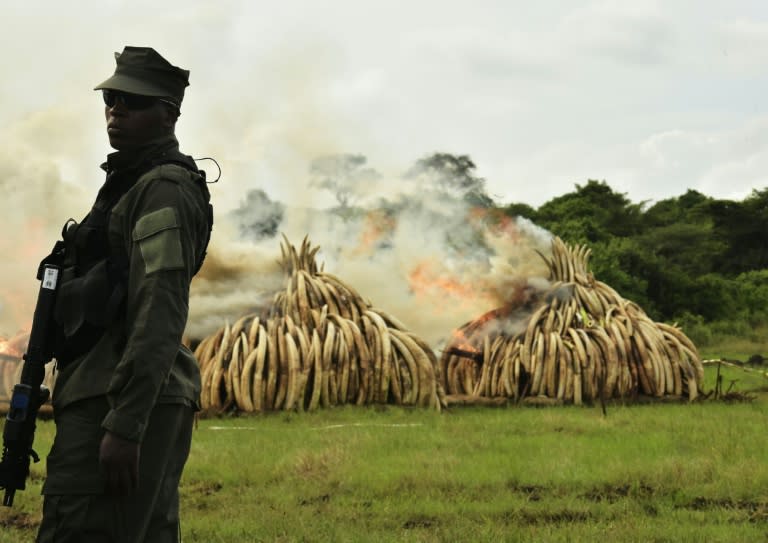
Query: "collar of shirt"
100 135 181 175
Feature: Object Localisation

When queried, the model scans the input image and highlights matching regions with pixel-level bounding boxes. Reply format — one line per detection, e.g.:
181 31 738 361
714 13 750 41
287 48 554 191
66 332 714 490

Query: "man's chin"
107 137 136 151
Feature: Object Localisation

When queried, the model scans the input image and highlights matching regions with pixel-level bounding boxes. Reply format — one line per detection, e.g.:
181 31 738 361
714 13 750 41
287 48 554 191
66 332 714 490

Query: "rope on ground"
702 359 768 377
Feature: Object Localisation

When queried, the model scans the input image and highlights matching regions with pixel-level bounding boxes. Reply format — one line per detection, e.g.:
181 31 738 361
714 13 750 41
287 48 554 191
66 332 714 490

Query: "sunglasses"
102 90 178 110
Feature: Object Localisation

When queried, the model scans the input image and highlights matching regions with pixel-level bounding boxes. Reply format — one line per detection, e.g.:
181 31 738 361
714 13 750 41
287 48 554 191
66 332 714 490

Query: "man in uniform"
36 46 212 542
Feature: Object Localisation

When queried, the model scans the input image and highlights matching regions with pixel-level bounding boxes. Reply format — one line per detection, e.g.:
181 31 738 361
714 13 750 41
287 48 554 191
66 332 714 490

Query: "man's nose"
107 102 128 116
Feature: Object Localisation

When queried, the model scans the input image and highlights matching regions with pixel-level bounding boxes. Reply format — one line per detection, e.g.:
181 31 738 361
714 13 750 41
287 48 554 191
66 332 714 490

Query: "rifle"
0 242 64 506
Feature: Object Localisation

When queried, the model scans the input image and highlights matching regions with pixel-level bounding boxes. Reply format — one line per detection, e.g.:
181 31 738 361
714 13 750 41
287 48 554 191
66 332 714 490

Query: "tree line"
505 179 768 345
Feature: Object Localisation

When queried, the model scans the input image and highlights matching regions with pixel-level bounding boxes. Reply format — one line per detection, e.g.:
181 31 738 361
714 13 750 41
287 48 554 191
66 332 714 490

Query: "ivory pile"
0 357 56 410
440 237 705 404
195 236 443 413
0 357 19 401
0 334 27 401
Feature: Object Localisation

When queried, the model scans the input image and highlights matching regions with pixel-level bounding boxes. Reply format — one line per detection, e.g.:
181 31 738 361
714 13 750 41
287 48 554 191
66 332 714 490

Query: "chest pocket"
133 207 184 275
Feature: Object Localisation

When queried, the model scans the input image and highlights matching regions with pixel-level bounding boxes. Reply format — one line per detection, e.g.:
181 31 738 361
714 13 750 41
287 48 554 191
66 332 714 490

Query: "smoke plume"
1 45 556 353
0 108 90 336
192 177 553 348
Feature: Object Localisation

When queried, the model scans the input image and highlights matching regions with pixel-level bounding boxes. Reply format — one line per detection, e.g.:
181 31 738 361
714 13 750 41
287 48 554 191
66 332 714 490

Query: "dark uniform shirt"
51 135 206 444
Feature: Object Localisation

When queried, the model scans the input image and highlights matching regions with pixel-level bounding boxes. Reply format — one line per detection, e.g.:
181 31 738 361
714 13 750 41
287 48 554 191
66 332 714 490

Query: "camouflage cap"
94 46 189 105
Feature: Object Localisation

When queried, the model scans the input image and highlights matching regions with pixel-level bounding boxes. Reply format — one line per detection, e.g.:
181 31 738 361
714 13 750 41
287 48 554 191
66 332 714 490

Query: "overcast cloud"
3 1 768 210
2 1 768 338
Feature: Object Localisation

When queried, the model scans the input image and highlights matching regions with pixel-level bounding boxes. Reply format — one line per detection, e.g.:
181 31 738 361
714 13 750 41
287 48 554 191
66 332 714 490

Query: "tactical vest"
51 150 213 368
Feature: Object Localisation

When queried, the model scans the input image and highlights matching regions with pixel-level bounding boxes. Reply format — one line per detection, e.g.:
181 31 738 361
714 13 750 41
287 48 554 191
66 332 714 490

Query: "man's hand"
99 431 140 496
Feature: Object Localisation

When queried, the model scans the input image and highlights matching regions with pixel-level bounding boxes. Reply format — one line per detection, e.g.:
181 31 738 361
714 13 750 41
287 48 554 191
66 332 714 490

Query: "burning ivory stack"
0 333 56 412
194 236 443 413
0 355 21 402
1 333 28 401
440 237 705 405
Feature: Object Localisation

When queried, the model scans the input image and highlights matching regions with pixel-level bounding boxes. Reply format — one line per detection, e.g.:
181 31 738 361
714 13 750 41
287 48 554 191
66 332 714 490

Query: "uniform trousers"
36 397 194 543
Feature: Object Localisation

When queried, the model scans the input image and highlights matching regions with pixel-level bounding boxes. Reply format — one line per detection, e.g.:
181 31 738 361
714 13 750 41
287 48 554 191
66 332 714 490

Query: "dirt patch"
182 480 225 511
403 515 437 529
293 447 346 481
682 497 768 522
298 493 331 506
0 510 38 530
581 482 655 503
513 509 591 525
185 481 223 496
642 503 659 517
506 481 545 502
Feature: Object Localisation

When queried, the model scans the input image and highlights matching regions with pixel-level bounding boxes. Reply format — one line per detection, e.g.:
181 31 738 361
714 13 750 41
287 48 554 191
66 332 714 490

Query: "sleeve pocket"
133 207 184 275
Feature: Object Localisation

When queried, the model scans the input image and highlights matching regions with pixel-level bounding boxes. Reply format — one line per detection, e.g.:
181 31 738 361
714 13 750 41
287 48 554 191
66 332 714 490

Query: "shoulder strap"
148 150 214 276
192 176 214 276
150 149 199 173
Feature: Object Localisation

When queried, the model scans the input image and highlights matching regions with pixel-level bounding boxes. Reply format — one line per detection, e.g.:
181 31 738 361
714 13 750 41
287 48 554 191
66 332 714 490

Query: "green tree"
637 222 724 277
733 269 768 323
309 153 380 210
688 274 740 321
705 188 768 275
534 180 644 244
588 237 653 312
231 189 284 241
406 153 493 207
502 202 537 221
642 189 710 228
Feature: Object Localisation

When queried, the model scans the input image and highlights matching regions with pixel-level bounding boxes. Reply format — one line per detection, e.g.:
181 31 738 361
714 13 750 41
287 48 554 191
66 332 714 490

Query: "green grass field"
1 364 766 542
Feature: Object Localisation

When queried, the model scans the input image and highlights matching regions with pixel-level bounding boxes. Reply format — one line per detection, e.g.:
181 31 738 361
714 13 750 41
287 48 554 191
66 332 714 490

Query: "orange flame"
354 210 396 256
443 276 540 358
1 217 48 335
467 207 522 241
447 305 512 354
0 331 28 360
0 286 35 334
408 260 493 307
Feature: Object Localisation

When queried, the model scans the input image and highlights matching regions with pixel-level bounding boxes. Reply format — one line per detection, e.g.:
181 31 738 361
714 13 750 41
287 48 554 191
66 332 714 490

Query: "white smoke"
0 40 556 351
190 176 554 348
0 108 91 336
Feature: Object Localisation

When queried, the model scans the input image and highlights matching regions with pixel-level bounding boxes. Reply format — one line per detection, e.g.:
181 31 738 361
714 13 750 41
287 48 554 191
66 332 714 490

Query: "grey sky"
3 0 768 211
2 1 768 340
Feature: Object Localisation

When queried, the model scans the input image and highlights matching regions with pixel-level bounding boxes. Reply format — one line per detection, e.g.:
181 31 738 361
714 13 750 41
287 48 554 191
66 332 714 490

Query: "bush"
734 270 768 315
675 312 713 347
